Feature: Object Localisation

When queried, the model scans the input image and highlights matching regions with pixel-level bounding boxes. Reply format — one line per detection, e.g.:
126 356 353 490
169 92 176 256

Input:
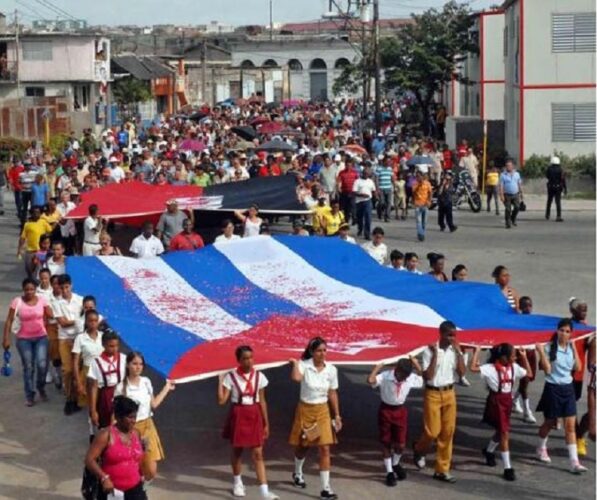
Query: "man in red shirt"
168 219 205 252
442 145 454 171
337 156 360 224
456 139 468 161
7 159 25 221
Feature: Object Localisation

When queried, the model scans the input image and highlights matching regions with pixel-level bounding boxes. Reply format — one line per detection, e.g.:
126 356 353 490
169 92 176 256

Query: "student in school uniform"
289 337 341 500
413 321 466 483
88 331 126 429
115 351 175 482
470 343 532 481
535 318 587 474
218 345 279 500
367 357 424 486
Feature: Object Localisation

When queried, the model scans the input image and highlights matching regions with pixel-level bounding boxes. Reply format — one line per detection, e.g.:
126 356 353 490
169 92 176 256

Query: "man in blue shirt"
498 158 524 229
372 133 386 157
375 156 395 222
31 173 49 209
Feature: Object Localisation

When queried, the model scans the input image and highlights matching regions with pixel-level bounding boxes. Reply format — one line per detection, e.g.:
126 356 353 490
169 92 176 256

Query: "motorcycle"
452 168 482 212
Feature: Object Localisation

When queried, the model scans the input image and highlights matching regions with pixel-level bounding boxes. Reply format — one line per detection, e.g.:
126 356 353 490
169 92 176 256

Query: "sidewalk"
510 193 594 212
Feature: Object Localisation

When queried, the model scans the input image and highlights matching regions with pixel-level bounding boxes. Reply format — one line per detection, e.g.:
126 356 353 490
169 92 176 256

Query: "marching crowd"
0 99 591 500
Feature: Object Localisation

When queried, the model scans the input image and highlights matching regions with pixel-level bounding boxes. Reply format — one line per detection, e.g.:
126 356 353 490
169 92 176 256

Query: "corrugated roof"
111 54 173 80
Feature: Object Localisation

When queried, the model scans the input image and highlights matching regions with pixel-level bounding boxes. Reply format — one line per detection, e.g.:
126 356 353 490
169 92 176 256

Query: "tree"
381 1 477 133
112 76 152 110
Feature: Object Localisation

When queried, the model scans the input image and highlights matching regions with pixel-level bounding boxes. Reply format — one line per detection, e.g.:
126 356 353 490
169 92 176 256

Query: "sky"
9 0 498 27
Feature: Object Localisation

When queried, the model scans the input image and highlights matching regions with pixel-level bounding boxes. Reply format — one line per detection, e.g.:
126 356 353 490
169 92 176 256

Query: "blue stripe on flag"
277 236 560 332
67 257 203 377
163 245 308 324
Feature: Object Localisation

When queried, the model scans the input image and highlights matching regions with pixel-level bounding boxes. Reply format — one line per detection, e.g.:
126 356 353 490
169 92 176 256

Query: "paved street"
0 194 595 500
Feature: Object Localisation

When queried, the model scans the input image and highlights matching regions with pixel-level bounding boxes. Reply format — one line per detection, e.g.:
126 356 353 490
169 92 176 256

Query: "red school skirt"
482 391 513 433
378 403 408 447
98 386 117 429
222 403 265 448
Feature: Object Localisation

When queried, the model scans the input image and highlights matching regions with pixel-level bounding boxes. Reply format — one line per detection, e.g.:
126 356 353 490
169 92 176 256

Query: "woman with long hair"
218 346 278 499
289 337 341 500
535 319 587 473
492 265 520 312
234 204 263 238
115 352 174 482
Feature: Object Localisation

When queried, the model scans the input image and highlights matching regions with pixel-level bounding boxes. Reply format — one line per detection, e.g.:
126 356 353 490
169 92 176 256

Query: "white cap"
334 154 341 161
377 153 384 160
551 156 560 165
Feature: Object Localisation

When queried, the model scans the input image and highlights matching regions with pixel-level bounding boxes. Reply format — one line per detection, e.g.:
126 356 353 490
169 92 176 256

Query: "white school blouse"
223 370 269 404
479 363 526 393
298 359 339 405
373 371 424 406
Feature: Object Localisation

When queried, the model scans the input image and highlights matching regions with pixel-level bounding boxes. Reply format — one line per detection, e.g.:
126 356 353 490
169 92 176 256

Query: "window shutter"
553 13 596 53
574 103 596 142
552 103 596 142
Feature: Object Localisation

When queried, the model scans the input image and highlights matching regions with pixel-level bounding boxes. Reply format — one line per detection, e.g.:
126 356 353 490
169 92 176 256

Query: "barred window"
552 13 596 52
552 103 596 142
22 40 53 61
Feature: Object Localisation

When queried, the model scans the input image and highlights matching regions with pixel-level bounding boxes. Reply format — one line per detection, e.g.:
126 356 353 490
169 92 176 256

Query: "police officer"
545 156 567 222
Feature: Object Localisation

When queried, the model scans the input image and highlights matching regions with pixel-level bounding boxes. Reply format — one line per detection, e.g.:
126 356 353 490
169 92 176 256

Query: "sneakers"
482 448 497 467
523 410 537 424
458 376 471 387
512 397 524 414
292 473 306 489
45 370 53 384
577 437 588 457
503 468 516 481
320 489 338 499
432 472 456 483
263 492 280 500
385 471 397 487
536 447 551 464
570 462 588 474
393 464 407 481
232 483 246 497
412 445 426 470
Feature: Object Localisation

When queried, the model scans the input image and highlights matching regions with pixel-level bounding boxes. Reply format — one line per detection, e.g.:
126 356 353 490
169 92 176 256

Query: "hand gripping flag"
67 236 593 383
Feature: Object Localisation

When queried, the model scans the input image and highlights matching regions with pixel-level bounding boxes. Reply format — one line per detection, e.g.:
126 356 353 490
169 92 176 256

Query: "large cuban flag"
67 236 593 383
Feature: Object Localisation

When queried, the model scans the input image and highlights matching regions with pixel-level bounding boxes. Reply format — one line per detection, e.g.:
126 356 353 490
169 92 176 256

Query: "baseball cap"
550 156 560 165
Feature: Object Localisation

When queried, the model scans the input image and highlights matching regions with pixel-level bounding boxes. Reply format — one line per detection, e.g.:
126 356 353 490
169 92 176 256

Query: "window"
73 84 89 111
25 86 45 97
552 13 596 53
552 103 596 142
22 40 53 61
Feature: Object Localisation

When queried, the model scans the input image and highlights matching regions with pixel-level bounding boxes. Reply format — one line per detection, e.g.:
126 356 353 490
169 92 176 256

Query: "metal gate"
309 72 328 101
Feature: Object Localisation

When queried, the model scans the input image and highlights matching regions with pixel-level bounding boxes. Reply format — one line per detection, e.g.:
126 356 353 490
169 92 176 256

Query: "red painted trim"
479 9 505 16
524 83 597 90
519 0 525 166
482 79 505 84
480 14 485 120
451 73 455 115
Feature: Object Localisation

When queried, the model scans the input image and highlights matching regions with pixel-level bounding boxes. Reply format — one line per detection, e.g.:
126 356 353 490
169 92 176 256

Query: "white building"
230 36 359 101
503 0 596 163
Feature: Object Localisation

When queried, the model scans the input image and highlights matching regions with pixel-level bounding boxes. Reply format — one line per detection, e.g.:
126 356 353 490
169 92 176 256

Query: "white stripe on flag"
214 237 446 328
98 256 250 340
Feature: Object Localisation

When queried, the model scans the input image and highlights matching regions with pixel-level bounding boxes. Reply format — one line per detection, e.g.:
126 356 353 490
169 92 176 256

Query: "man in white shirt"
108 157 125 183
352 168 376 240
55 274 84 414
413 321 466 483
130 221 164 258
337 223 356 244
361 226 388 265
57 190 77 255
82 204 104 256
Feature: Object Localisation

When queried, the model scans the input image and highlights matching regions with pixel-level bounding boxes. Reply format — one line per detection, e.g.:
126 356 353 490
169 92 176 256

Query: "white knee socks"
294 456 305 477
383 457 393 473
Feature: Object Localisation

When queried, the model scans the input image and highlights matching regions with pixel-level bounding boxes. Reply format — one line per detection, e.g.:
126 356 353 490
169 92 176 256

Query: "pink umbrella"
258 121 284 135
179 139 206 152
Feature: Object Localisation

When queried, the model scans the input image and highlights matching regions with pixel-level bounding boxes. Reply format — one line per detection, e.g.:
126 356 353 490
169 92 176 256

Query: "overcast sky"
9 0 497 27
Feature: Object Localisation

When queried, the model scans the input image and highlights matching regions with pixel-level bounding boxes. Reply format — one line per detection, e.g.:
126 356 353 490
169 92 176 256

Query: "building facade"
230 36 359 101
0 32 111 136
503 0 596 163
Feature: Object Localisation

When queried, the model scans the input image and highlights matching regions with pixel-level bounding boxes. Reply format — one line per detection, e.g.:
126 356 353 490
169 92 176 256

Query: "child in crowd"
367 358 423 486
388 250 405 270
471 344 532 481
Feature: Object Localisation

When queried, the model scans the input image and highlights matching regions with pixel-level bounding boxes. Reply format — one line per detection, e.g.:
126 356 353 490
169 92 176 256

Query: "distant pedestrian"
437 172 457 233
545 156 566 222
412 169 433 241
498 159 523 229
353 169 376 240
485 164 500 215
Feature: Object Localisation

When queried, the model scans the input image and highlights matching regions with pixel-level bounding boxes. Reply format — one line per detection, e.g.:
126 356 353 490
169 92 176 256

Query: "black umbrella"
189 112 208 122
231 126 257 141
256 139 296 153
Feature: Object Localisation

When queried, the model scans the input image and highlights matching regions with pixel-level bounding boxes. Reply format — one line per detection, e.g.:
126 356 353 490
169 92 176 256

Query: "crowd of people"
0 99 590 500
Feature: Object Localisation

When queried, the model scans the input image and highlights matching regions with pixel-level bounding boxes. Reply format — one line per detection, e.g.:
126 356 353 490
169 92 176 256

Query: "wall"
0 96 71 139
482 12 505 120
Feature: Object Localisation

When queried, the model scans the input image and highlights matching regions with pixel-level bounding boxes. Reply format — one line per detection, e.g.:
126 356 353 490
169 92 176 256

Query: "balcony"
0 59 17 83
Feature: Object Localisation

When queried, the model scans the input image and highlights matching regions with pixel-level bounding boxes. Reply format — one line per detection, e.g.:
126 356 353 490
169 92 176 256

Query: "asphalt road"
0 192 594 500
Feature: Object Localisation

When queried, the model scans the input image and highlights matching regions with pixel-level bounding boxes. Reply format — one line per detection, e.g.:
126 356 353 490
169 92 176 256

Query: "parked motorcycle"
452 168 482 212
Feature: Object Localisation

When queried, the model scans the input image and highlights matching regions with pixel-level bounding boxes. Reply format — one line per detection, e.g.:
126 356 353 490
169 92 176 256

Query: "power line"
16 0 47 19
34 0 77 20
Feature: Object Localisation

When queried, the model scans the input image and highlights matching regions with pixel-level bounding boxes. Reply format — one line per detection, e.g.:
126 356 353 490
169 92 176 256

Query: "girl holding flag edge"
218 345 279 500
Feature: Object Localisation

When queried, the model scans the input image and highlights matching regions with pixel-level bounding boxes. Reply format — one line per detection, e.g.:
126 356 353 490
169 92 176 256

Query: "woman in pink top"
2 278 53 406
86 396 146 499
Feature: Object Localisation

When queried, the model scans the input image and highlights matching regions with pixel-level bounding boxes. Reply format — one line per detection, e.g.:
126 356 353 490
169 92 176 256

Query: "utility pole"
15 9 20 99
360 1 368 118
269 0 274 41
201 40 207 105
373 0 381 133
